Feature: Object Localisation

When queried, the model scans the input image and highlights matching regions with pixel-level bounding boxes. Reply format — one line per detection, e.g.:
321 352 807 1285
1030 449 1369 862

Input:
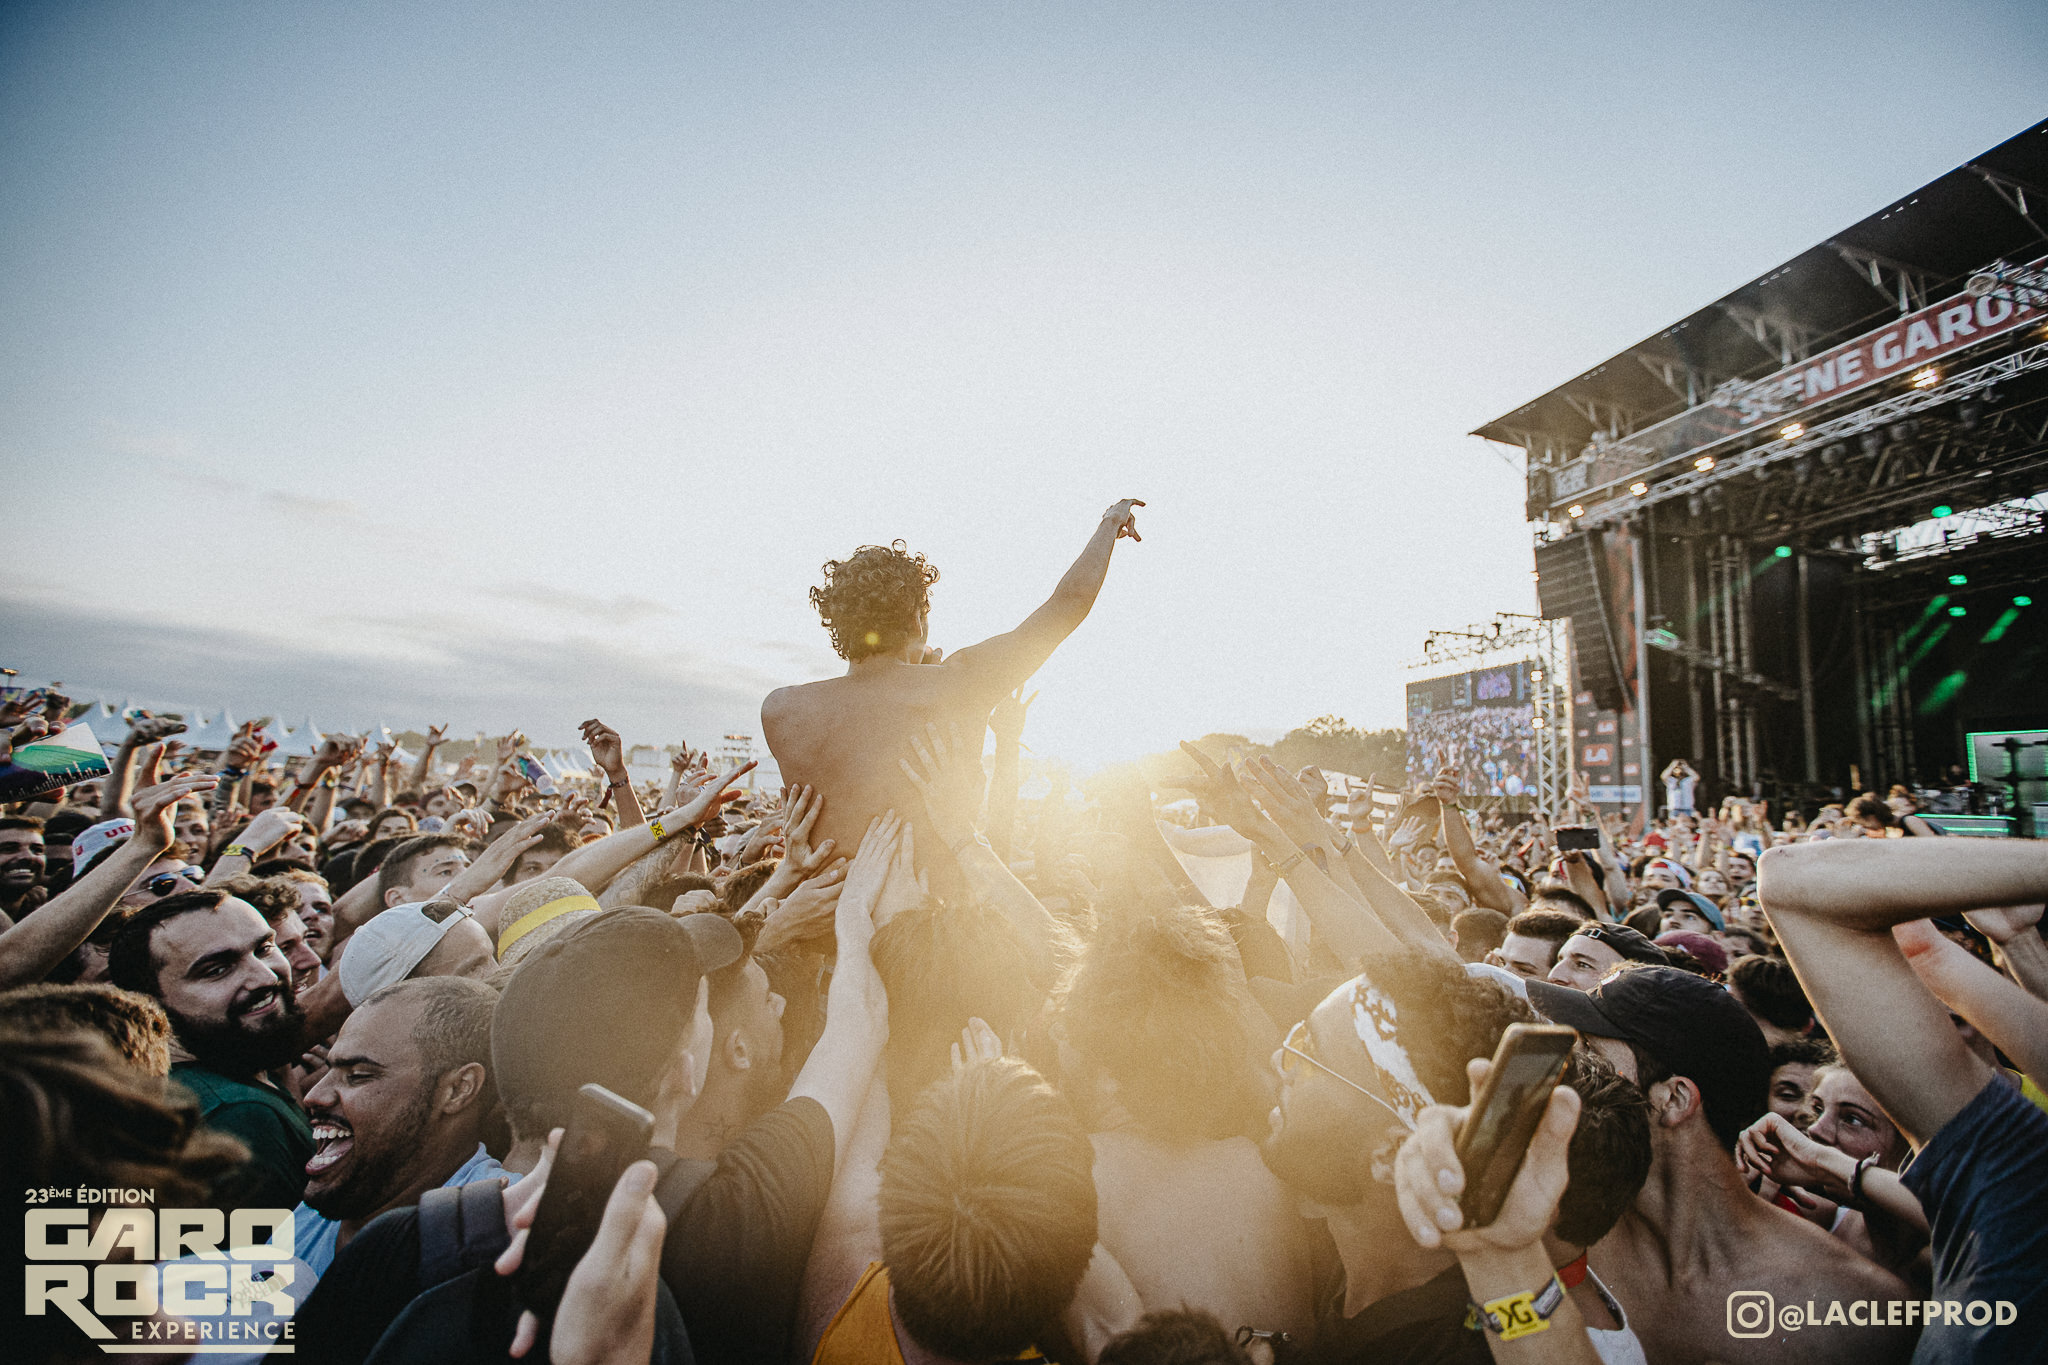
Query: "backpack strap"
417 1178 511 1289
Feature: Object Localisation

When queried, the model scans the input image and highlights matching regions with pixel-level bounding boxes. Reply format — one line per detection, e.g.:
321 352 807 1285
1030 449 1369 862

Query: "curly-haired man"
764 499 1144 889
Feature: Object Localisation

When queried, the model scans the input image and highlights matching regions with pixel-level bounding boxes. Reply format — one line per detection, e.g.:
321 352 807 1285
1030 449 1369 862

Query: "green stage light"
1932 504 1954 518
2018 596 2034 607
1948 606 1967 617
1948 573 1968 586
1774 545 1792 558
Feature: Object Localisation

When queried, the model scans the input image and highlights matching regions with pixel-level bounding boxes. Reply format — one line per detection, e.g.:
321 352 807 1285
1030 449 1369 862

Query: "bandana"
1346 978 1436 1125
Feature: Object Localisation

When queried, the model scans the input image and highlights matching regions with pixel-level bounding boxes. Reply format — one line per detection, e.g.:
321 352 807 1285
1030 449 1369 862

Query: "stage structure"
1404 613 1573 812
1476 119 2048 833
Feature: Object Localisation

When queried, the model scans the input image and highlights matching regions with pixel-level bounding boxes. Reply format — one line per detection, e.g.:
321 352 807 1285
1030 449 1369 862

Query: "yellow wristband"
222 844 254 860
648 819 669 841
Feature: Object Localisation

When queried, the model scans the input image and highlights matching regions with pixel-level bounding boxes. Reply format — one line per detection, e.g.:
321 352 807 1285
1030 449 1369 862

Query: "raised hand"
579 719 626 775
424 723 449 748
990 689 1037 745
1394 1056 1582 1254
1173 741 1269 840
1385 815 1428 853
779 786 836 879
755 862 848 953
899 722 985 851
127 715 188 746
132 765 221 849
950 1016 1005 1073
874 820 927 929
497 732 526 763
1102 497 1146 543
839 813 903 948
235 804 307 856
651 762 756 836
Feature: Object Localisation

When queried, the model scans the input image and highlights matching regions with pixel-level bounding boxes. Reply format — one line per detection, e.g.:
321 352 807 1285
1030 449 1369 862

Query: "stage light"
1531 670 1544 683
2018 596 2035 607
1948 606 1967 617
1694 455 1716 472
1774 546 1793 558
1931 504 1954 518
1911 367 1939 388
1948 573 1968 586
1567 504 1584 518
1628 481 1649 496
1780 422 1804 440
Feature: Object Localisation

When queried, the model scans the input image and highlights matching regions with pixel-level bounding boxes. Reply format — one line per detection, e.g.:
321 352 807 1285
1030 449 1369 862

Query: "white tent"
279 717 325 760
184 708 238 752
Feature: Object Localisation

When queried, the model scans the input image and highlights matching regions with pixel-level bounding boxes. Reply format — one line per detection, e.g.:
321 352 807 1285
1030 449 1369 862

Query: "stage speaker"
1535 532 1629 712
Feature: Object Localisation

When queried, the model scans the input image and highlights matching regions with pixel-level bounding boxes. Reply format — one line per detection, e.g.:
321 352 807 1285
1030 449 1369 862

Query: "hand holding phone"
1455 1024 1578 1229
513 1084 655 1327
1393 1028 1582 1254
1553 825 1601 853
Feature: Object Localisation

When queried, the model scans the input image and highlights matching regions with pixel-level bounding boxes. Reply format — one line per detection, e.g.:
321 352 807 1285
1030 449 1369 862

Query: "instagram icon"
1727 1291 1775 1339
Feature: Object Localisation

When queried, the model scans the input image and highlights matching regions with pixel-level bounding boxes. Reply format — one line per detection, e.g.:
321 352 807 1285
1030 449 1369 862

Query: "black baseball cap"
493 908 742 1126
1526 965 1769 1147
1568 922 1669 966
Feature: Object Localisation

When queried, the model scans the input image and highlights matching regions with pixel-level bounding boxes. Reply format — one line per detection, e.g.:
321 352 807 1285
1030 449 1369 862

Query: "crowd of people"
5 500 2045 1365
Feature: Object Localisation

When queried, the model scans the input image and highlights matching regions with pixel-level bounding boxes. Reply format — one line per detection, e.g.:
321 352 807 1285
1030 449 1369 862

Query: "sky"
3 1 2043 770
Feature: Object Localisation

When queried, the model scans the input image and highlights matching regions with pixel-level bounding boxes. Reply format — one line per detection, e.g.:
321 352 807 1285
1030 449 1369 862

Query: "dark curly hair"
809 541 940 661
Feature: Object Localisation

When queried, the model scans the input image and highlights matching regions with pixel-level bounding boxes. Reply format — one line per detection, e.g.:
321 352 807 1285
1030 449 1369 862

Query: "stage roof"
1475 119 2048 457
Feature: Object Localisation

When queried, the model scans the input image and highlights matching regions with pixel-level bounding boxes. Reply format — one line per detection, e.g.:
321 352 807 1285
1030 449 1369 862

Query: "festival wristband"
648 818 670 841
221 844 254 860
1272 850 1307 875
1465 1275 1564 1341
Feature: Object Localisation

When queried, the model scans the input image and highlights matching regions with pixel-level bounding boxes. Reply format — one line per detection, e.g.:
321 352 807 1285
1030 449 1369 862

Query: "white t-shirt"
1664 772 1697 811
1586 1268 1650 1365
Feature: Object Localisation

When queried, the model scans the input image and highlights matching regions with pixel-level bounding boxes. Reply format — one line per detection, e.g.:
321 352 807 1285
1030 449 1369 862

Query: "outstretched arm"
0 759 217 989
1757 840 2048 1144
942 499 1143 696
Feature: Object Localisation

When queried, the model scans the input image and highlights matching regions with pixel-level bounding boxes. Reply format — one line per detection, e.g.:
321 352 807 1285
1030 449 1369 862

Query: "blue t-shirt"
293 1143 515 1276
1899 1075 2048 1364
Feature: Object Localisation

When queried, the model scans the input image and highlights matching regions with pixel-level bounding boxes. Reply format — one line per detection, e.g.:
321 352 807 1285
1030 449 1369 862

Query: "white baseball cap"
72 818 136 872
337 901 476 1006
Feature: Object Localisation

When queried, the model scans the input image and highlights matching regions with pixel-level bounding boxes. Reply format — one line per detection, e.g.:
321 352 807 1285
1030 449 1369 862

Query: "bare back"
1592 1199 1915 1364
1088 1131 1320 1343
764 663 999 890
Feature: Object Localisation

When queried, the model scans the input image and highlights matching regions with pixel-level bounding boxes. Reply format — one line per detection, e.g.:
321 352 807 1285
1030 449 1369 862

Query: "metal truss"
1406 613 1574 811
1568 340 2048 530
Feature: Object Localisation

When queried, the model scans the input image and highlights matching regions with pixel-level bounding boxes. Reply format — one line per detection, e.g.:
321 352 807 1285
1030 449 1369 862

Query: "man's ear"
383 885 407 909
724 1028 751 1074
438 1062 487 1116
1650 1075 1702 1129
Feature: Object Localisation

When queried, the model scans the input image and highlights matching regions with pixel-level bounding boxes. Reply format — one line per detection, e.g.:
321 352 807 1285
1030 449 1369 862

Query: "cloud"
486 582 679 625
0 589 780 748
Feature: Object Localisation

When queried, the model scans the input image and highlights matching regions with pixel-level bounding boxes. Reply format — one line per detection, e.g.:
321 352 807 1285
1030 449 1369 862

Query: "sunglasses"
142 867 206 898
1279 1019 1415 1130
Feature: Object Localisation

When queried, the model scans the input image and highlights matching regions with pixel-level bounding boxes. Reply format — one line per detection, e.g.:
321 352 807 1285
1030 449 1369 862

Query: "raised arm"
1756 840 2048 1144
103 717 188 818
409 724 447 792
901 723 1059 986
0 759 218 989
580 719 645 829
941 499 1144 695
1177 743 1404 968
985 690 1033 863
788 814 898 1166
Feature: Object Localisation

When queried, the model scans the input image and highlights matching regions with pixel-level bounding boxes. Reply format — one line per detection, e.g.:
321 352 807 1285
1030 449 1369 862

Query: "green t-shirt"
171 1063 314 1212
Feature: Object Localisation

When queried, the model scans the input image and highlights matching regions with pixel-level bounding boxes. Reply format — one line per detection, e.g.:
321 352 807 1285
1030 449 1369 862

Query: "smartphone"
1455 1024 1578 1228
1554 824 1601 853
514 1084 655 1324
